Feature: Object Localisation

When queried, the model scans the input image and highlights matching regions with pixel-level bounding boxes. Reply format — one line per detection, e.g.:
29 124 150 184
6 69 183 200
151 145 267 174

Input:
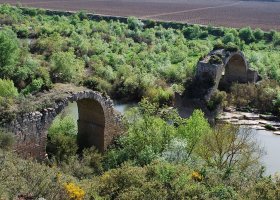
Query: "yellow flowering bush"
64 182 85 200
191 171 202 182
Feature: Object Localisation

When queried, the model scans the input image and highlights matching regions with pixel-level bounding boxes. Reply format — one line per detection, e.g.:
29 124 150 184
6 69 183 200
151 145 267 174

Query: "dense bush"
47 115 78 162
0 130 14 150
0 28 19 78
228 80 280 114
239 27 255 44
50 50 84 83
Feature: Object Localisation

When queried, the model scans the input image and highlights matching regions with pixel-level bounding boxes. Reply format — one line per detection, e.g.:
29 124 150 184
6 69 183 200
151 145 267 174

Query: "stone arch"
189 49 260 100
218 52 249 90
3 88 123 159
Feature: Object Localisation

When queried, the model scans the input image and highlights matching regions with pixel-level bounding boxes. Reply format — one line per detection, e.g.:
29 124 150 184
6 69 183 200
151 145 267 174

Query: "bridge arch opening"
77 98 105 152
219 53 248 91
47 98 106 158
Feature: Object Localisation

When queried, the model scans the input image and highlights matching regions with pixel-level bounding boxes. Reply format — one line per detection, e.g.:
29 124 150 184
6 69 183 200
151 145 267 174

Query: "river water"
60 102 280 175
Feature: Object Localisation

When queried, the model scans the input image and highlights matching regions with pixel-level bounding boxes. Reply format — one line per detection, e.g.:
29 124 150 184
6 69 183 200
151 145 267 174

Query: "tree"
47 115 78 162
127 17 144 30
197 124 263 171
239 27 255 44
254 28 264 41
183 25 201 39
222 33 235 44
0 79 18 98
178 109 211 158
50 50 84 83
0 29 19 78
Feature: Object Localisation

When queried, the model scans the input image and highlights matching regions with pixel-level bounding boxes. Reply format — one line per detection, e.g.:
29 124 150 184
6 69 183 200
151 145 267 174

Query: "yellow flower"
64 182 85 200
191 171 202 182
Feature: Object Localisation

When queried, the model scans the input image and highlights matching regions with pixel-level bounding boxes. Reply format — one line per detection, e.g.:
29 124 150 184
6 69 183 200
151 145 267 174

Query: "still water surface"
61 102 280 175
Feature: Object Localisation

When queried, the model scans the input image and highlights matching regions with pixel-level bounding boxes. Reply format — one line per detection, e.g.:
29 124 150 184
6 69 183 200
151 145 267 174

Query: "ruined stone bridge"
2 85 123 159
189 48 260 100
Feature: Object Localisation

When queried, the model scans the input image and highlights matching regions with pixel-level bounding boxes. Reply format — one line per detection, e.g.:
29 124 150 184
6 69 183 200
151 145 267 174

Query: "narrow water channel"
59 102 280 175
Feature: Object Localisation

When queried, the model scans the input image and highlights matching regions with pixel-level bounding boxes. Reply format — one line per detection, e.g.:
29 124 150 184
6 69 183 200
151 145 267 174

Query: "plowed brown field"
0 0 279 30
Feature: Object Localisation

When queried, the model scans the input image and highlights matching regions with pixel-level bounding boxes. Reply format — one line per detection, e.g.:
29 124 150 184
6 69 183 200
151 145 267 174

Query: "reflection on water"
249 128 280 175
114 102 137 113
59 102 280 175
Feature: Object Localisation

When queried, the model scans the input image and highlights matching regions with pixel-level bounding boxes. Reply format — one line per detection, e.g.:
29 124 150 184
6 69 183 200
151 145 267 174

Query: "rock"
224 106 235 112
273 131 280 135
243 112 260 120
232 120 259 126
260 114 279 121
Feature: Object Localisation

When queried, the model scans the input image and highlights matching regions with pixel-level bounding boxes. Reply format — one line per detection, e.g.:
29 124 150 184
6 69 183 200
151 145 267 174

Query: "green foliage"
273 32 280 46
223 32 235 44
0 150 71 200
0 79 18 98
229 80 280 114
207 90 227 111
60 147 103 179
127 17 144 30
144 86 173 106
183 25 202 39
0 28 19 78
178 110 211 157
198 124 262 171
0 79 18 108
239 27 255 44
50 50 84 83
47 115 78 162
254 28 264 40
0 130 14 150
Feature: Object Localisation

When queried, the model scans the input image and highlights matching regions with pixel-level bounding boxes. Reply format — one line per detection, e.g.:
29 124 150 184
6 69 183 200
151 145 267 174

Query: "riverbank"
217 108 280 135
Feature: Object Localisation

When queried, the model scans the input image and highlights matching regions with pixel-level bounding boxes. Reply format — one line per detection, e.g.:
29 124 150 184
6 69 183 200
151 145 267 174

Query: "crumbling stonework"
3 90 123 159
189 49 260 100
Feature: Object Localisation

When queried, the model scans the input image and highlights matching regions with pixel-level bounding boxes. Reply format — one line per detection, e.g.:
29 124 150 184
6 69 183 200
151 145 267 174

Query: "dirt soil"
0 0 279 30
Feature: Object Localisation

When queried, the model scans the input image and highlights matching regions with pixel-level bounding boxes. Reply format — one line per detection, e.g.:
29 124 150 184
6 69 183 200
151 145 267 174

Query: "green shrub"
0 130 14 150
60 147 103 179
183 25 201 39
207 90 227 111
47 115 78 162
229 83 257 108
0 79 18 98
225 42 239 52
144 87 174 106
50 50 84 83
0 150 69 200
0 28 19 78
223 33 235 44
239 27 255 44
254 28 264 40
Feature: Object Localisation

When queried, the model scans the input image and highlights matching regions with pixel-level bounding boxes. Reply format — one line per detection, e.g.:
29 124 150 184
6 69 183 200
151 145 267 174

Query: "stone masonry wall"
189 49 260 101
3 90 123 159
